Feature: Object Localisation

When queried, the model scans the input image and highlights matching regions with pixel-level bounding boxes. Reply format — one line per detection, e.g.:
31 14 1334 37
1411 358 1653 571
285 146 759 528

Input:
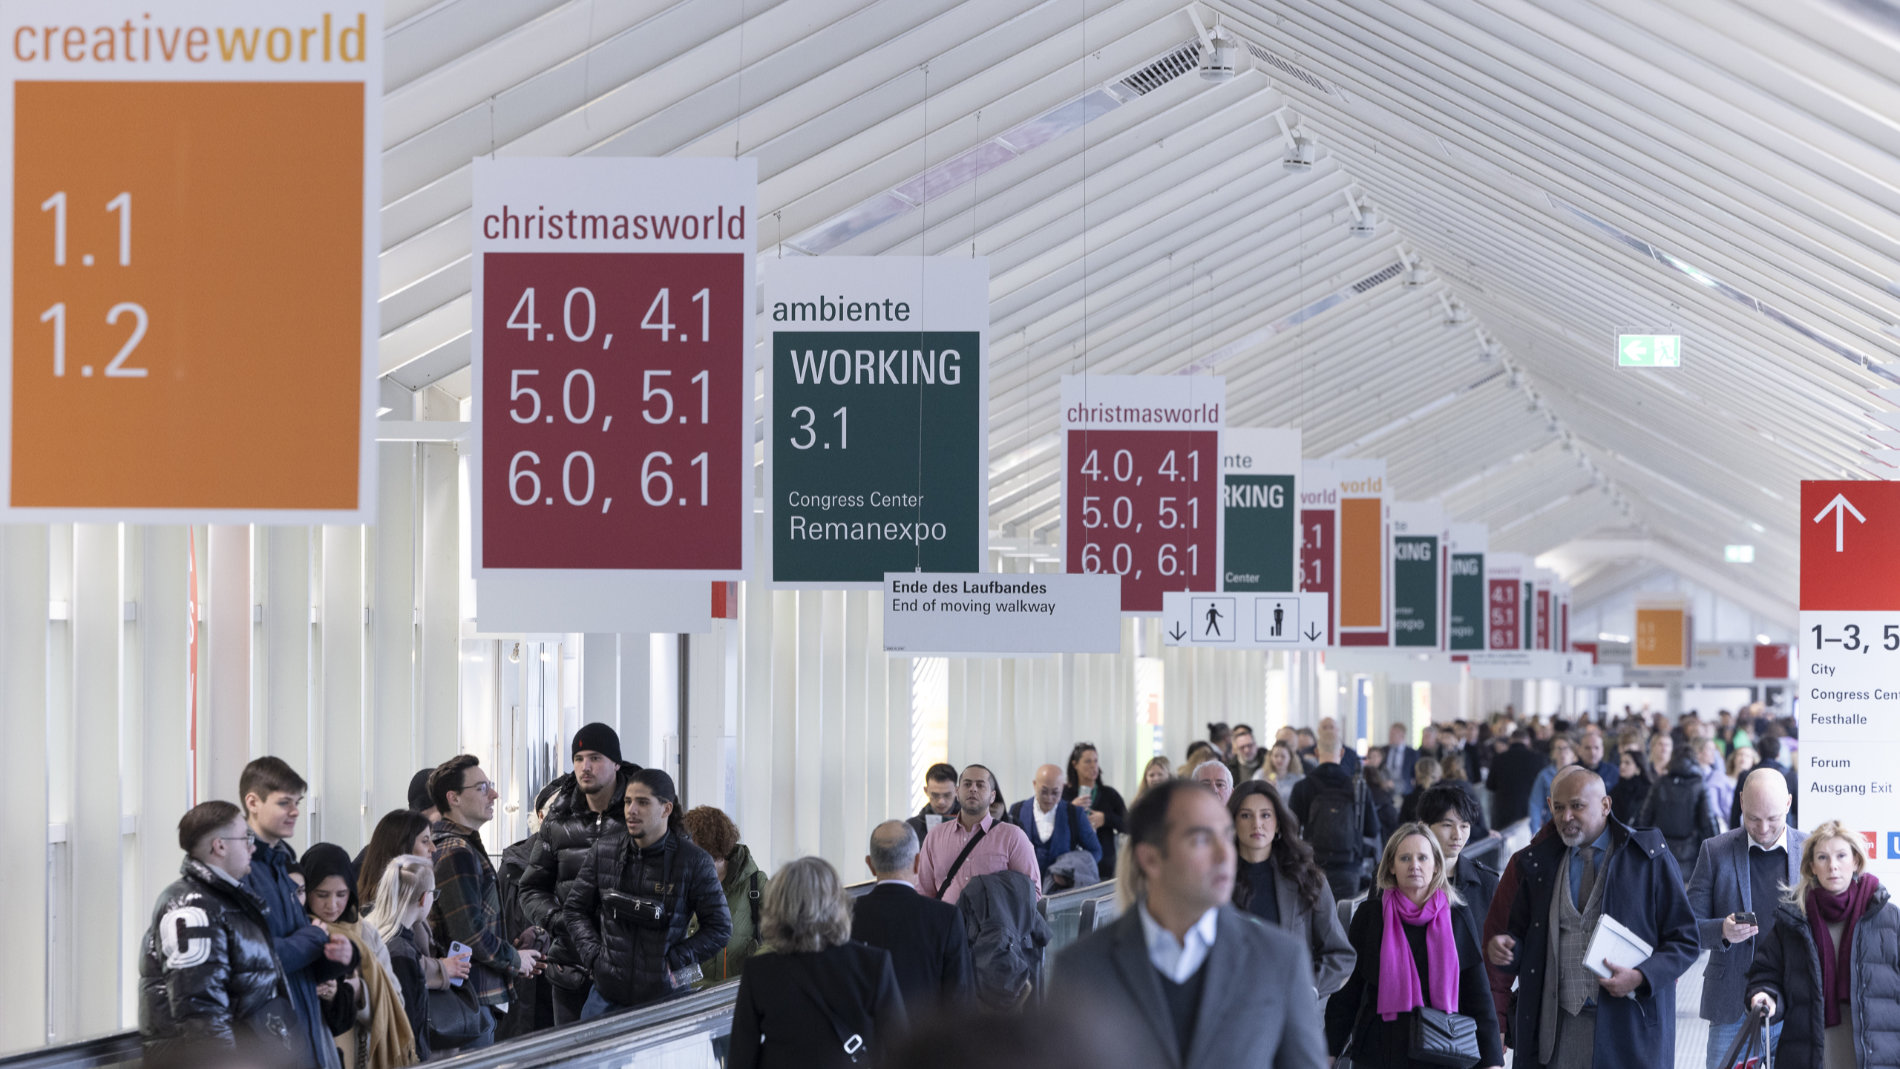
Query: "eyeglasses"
220 833 258 847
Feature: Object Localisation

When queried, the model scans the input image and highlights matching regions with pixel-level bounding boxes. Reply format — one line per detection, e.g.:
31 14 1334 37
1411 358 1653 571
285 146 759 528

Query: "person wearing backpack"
1290 744 1382 903
679 805 767 985
1640 751 1719 872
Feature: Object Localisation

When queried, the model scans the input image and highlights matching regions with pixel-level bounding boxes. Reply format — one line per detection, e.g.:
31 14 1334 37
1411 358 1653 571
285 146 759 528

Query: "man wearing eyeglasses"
430 754 543 1047
139 800 295 1060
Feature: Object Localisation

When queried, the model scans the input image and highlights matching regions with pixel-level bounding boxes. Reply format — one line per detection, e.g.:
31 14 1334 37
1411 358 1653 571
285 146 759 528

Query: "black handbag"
1407 1006 1480 1068
427 980 487 1049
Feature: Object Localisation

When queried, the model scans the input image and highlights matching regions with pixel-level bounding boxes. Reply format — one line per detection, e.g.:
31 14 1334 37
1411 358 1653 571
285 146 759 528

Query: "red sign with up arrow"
1800 480 1900 610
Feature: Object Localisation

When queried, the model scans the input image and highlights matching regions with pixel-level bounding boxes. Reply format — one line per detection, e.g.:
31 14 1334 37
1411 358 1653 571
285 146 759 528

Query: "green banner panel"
1222 473 1296 592
771 331 982 582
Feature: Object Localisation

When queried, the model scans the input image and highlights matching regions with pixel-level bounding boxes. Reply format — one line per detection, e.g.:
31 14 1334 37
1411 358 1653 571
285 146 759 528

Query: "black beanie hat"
573 722 624 766
407 768 435 813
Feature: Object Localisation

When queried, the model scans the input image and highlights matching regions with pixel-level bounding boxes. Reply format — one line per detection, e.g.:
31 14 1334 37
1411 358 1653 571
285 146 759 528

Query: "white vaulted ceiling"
375 0 1900 626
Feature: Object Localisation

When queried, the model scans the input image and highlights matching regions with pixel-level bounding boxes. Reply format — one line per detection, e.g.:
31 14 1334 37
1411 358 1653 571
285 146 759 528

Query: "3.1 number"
787 405 848 450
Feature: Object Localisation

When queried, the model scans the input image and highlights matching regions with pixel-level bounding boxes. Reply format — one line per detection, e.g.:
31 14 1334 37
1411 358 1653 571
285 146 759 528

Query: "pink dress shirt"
915 814 1042 904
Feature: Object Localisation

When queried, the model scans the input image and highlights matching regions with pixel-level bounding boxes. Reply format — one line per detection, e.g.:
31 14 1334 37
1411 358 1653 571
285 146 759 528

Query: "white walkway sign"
882 573 1121 655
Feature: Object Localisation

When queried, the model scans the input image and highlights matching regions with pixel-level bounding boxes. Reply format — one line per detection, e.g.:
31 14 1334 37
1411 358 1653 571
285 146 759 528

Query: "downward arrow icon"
1168 624 1187 642
1812 493 1867 552
1304 623 1323 642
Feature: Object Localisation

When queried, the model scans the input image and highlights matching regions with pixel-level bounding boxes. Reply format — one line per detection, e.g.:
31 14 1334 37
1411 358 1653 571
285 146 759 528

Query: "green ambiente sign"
764 258 989 586
1392 534 1438 647
1447 551 1485 650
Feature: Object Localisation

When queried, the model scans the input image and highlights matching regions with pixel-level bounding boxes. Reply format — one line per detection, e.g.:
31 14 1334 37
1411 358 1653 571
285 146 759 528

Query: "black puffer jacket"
518 765 637 991
139 858 293 1058
562 826 731 1009
1746 882 1900 1069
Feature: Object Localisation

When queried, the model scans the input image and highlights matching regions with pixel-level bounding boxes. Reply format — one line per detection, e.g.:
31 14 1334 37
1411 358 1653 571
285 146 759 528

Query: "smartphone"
448 940 472 987
1735 911 1757 927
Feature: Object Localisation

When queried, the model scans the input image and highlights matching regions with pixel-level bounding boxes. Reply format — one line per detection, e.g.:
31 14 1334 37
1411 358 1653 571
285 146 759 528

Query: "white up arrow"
1812 492 1867 552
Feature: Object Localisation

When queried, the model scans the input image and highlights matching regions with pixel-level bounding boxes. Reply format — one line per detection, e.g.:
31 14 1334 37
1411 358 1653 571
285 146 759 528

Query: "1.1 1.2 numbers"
37 190 147 378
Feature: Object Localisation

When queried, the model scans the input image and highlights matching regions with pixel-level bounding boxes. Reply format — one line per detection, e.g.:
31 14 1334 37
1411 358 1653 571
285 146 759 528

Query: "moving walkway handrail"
1 879 1118 1069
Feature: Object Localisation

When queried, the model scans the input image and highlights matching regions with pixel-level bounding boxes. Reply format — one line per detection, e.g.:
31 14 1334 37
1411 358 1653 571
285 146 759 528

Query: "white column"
0 527 49 1050
370 443 421 823
204 525 253 810
319 526 368 848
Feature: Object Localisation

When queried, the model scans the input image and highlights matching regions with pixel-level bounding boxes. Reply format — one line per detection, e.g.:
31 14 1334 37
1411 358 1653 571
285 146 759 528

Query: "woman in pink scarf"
1324 822 1502 1068
1747 820 1900 1069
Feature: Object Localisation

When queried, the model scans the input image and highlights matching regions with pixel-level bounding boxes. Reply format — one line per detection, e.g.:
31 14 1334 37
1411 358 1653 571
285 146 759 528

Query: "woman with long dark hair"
1609 748 1652 824
1061 743 1126 881
1227 781 1355 996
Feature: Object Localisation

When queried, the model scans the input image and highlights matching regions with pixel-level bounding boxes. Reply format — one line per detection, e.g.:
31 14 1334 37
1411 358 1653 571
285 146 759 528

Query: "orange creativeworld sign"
1 1 381 522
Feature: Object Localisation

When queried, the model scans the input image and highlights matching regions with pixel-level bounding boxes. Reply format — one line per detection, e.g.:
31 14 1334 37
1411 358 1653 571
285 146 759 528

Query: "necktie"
1577 845 1599 906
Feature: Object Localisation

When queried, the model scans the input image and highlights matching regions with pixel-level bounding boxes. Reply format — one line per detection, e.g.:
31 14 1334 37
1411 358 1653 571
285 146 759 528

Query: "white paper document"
1583 913 1653 980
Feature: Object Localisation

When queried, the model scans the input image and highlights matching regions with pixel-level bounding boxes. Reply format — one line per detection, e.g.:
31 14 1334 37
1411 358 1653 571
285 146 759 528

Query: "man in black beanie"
517 723 642 1024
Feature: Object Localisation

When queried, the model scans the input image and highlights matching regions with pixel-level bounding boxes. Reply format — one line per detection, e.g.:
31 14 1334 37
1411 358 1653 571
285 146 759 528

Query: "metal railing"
1 879 1119 1069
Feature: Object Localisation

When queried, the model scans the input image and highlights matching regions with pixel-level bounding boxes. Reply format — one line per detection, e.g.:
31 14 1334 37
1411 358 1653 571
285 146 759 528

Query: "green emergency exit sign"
1618 334 1681 367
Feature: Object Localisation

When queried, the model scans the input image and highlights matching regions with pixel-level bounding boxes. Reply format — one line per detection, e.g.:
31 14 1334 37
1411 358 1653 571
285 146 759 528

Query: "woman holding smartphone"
1061 743 1125 880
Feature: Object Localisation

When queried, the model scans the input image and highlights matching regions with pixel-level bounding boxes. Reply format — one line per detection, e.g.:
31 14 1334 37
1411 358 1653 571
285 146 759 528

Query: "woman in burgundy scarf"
1748 820 1900 1069
1325 822 1503 1068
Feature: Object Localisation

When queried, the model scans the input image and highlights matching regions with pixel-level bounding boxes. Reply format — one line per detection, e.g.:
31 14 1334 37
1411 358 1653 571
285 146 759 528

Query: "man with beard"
519 725 641 1024
1487 768 1697 1069
916 764 1040 905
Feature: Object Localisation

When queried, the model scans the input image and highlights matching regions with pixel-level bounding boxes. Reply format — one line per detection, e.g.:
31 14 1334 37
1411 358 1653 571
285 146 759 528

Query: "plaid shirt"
430 819 519 1007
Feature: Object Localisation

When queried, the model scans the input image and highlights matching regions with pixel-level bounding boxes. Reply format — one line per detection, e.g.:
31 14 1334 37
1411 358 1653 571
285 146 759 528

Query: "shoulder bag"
1407 1006 1480 1068
807 986 869 1066
427 980 486 1049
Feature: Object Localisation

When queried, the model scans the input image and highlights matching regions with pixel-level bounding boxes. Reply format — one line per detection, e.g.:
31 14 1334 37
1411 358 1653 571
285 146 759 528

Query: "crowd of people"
140 702 1894 1069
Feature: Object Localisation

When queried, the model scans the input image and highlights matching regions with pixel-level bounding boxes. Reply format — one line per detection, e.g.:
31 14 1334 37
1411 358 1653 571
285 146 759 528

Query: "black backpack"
1653 775 1699 841
1305 775 1367 866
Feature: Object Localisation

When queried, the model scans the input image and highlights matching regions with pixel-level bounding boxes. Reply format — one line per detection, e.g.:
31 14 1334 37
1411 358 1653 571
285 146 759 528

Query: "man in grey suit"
1685 768 1805 1069
1050 779 1327 1069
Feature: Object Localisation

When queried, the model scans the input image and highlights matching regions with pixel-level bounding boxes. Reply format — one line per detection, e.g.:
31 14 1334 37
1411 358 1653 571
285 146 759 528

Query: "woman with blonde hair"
1747 821 1900 1068
1132 755 1173 802
1325 824 1502 1069
728 857 906 1069
364 856 438 1062
1259 739 1306 799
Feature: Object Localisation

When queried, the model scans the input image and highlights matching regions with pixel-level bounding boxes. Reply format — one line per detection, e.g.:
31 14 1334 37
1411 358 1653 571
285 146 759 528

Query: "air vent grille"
1114 42 1201 96
1351 262 1404 294
1245 42 1337 96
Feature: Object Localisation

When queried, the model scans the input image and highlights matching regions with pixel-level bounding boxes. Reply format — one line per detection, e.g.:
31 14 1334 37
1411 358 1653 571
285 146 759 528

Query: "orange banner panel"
11 81 364 509
1339 496 1384 628
1634 607 1686 668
